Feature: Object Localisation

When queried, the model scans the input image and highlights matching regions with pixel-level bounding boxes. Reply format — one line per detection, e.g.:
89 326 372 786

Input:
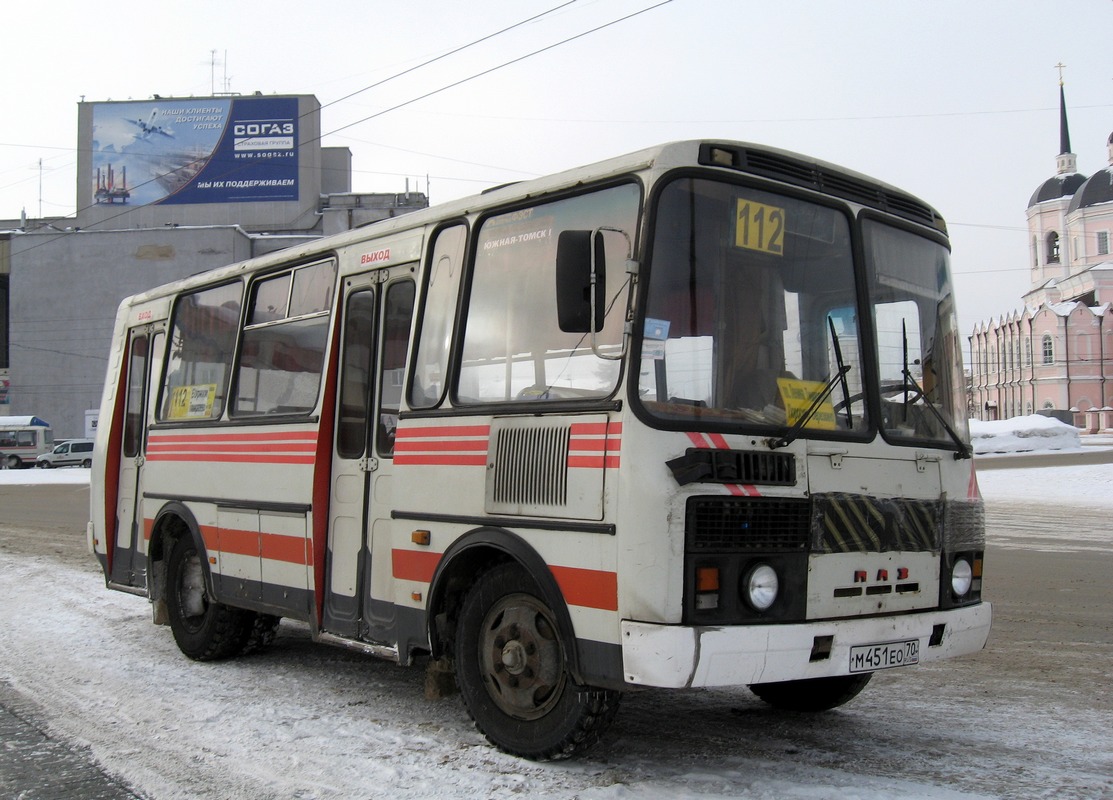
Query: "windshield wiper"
767 364 851 450
829 316 853 428
900 367 972 460
898 323 971 459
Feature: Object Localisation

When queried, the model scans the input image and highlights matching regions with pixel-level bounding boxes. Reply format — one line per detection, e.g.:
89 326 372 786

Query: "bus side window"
234 260 337 417
123 335 148 457
336 289 376 459
160 282 243 421
377 280 415 457
409 224 466 409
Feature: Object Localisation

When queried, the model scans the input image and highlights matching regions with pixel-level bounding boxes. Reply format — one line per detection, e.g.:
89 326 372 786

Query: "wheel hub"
500 639 528 675
480 594 566 720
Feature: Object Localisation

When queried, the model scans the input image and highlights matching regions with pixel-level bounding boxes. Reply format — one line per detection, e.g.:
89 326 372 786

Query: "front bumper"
621 602 991 688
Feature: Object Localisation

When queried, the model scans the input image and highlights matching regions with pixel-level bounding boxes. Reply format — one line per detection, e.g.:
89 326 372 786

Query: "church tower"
1024 71 1088 304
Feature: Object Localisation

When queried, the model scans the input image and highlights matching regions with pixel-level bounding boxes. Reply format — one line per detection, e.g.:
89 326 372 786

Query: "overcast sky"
2 0 1110 341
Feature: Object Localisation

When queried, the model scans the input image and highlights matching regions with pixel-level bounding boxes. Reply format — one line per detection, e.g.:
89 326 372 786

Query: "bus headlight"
743 563 779 612
951 557 973 598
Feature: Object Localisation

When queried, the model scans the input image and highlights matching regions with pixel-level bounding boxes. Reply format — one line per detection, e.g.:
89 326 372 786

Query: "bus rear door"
323 268 415 642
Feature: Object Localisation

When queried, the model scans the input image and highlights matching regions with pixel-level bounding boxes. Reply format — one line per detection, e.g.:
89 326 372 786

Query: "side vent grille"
686 496 810 553
490 425 570 508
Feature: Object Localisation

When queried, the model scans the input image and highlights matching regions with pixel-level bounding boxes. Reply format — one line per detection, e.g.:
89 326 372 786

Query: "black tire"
7 455 22 469
454 563 620 760
165 534 251 661
81 458 92 468
39 460 53 469
240 614 281 655
749 673 873 712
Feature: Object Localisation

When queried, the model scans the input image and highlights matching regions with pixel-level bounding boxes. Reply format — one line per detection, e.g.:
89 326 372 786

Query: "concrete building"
0 93 427 436
970 83 1113 430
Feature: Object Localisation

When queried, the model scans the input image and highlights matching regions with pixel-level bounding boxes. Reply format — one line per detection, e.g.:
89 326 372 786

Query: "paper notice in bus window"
777 377 836 429
167 384 217 420
734 199 785 256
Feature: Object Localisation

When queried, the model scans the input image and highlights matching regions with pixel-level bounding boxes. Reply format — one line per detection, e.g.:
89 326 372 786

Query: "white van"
37 439 95 468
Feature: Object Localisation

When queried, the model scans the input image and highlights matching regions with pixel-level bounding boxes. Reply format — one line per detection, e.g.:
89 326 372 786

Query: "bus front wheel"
748 673 873 712
166 534 251 661
455 563 620 760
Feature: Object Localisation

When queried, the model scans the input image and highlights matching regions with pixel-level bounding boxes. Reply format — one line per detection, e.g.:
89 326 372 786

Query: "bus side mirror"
556 230 606 333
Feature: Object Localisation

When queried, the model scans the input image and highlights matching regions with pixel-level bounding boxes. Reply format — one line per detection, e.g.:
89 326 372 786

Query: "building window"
1098 231 1110 256
1032 236 1039 267
1046 232 1061 264
1025 338 1032 366
1042 334 1054 365
1042 400 1054 410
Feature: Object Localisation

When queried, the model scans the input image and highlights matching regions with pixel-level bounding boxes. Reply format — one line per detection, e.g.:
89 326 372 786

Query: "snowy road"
1 480 1111 800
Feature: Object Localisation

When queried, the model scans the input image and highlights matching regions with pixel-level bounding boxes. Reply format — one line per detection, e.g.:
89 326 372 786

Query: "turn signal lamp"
696 566 720 610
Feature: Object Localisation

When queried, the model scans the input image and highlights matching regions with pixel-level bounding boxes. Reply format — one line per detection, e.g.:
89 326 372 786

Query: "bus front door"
111 329 163 588
323 272 415 643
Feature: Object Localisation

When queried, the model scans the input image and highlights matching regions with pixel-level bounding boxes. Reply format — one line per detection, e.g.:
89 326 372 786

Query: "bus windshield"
637 176 966 448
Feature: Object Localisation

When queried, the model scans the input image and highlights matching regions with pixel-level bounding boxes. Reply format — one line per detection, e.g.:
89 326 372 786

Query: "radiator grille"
812 494 942 554
668 448 795 486
686 496 810 552
490 425 570 508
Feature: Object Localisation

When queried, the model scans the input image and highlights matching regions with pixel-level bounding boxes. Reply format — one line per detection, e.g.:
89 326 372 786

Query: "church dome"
1028 172 1088 208
1067 167 1113 213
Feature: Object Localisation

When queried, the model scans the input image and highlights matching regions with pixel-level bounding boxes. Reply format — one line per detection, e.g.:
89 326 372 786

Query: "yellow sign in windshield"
777 377 836 429
734 199 785 256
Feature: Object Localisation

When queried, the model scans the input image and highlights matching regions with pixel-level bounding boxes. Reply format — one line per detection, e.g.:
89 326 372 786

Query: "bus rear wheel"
748 673 873 712
6 455 21 469
455 563 620 760
166 534 251 661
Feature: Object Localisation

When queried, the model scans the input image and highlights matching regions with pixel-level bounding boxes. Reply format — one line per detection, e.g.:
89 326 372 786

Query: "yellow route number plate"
734 199 785 256
167 384 217 420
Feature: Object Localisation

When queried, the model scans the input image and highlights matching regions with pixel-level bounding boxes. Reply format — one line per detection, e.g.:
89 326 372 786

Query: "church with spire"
969 76 1113 429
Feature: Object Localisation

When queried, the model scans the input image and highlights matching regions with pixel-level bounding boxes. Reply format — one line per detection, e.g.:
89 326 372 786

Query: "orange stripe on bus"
261 532 311 565
196 525 310 565
217 526 260 557
392 549 442 583
567 455 620 469
394 439 489 453
568 438 621 452
148 431 317 443
147 441 316 453
145 453 316 465
569 422 610 435
549 565 618 611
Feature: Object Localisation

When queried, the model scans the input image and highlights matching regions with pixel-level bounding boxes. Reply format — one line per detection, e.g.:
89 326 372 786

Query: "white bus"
1 415 54 468
91 140 990 760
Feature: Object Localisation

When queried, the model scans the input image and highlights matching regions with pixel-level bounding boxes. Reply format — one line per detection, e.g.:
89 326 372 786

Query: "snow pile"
968 414 1081 455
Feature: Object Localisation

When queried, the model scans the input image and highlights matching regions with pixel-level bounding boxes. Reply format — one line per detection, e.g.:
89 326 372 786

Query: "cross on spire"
1055 62 1067 86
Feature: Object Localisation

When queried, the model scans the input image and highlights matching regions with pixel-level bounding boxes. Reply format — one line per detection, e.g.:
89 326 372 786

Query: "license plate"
849 639 919 673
